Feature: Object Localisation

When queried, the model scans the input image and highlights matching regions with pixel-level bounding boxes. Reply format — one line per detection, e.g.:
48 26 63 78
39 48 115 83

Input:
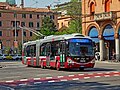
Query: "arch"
86 23 100 35
116 21 120 33
88 0 97 7
116 22 120 38
103 24 115 40
100 21 115 35
102 0 112 4
88 26 99 43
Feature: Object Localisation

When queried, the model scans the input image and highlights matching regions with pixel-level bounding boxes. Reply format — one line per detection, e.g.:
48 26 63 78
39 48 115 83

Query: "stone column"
99 35 105 61
115 33 120 61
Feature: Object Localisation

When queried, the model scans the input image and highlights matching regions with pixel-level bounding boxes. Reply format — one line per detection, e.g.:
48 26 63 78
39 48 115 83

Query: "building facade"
54 2 72 31
82 0 120 61
0 2 58 52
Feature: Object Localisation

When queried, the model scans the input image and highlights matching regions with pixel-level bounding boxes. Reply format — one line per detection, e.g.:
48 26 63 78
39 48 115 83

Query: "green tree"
67 0 82 33
54 0 82 34
40 17 57 36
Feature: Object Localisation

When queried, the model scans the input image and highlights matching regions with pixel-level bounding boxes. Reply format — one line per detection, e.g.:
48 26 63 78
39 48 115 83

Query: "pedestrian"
112 49 116 61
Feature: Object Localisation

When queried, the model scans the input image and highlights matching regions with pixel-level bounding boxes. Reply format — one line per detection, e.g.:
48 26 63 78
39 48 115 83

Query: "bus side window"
46 43 51 56
26 46 30 57
30 45 36 57
60 41 66 54
40 45 46 56
55 43 60 56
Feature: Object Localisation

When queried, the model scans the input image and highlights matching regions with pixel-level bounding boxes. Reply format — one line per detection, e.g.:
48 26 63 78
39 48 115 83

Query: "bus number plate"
80 60 85 63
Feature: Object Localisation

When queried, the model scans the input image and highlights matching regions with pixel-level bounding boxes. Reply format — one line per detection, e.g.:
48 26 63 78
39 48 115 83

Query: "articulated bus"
22 33 95 70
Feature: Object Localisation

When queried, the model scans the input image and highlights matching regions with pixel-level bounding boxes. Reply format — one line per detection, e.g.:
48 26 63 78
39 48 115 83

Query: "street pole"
22 27 23 50
14 12 17 54
15 13 17 42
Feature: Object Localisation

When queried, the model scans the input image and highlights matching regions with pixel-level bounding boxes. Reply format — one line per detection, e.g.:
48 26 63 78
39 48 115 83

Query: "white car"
12 54 22 60
0 54 3 60
0 54 8 60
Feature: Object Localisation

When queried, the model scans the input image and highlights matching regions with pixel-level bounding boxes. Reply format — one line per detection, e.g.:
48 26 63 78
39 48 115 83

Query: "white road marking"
34 78 41 80
60 79 68 81
84 77 90 79
72 78 79 80
34 82 42 84
6 80 14 83
113 71 119 73
19 84 27 86
113 74 120 76
104 75 110 77
105 72 111 74
46 77 52 79
20 79 28 81
48 80 55 83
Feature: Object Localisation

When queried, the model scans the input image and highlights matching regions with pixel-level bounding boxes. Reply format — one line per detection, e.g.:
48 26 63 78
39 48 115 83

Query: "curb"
96 61 120 64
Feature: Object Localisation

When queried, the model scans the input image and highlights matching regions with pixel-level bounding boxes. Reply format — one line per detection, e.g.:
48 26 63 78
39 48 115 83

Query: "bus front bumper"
65 61 95 69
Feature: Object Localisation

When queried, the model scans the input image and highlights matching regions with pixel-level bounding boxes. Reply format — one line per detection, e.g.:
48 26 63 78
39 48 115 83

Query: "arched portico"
102 24 115 60
88 26 100 53
88 26 99 43
115 22 120 61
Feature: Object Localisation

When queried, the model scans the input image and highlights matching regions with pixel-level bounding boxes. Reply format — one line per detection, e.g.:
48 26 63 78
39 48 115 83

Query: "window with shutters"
90 2 95 20
105 0 110 12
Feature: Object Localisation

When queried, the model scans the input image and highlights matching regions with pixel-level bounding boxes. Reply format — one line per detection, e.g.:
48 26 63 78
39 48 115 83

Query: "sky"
16 0 70 8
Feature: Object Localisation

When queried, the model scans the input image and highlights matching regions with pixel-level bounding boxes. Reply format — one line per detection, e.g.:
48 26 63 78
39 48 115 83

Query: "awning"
89 27 99 43
103 25 114 40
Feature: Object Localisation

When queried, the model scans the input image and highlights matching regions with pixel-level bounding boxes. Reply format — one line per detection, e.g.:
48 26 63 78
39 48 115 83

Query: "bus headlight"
67 58 74 64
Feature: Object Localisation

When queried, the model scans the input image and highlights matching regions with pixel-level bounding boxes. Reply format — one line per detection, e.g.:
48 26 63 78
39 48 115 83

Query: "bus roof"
41 33 92 43
23 33 92 46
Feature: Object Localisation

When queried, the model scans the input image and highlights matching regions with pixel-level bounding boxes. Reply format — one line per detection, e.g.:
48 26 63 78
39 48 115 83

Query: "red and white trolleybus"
22 33 95 70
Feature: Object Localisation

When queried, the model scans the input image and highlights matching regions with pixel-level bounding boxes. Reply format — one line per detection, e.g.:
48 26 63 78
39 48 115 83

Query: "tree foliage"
40 17 57 36
54 0 82 34
67 0 82 33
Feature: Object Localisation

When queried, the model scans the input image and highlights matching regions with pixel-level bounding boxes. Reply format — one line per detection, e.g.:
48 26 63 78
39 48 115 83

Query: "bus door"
30 45 36 66
46 43 51 67
23 46 27 64
60 41 66 66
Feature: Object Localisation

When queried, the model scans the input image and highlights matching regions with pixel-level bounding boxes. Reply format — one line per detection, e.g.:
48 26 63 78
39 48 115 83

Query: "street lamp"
14 12 17 54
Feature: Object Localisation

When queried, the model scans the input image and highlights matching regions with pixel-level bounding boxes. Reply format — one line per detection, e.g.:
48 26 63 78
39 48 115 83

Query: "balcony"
94 11 116 21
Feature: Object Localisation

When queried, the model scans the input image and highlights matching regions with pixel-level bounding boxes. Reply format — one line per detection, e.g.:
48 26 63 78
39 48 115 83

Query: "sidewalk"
96 60 120 64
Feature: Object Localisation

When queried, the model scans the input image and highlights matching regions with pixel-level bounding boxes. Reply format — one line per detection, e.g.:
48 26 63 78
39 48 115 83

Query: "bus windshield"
68 38 94 56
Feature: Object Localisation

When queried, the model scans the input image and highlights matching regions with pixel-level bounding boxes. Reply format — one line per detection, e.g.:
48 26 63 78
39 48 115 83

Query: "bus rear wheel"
41 61 45 69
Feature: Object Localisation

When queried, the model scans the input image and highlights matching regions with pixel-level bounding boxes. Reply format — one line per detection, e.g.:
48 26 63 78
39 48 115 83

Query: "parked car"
6 54 13 60
0 54 3 60
16 54 22 60
0 54 8 60
12 54 22 60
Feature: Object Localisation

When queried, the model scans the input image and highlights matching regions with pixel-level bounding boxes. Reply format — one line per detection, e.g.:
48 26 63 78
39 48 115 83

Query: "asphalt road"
0 60 120 90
